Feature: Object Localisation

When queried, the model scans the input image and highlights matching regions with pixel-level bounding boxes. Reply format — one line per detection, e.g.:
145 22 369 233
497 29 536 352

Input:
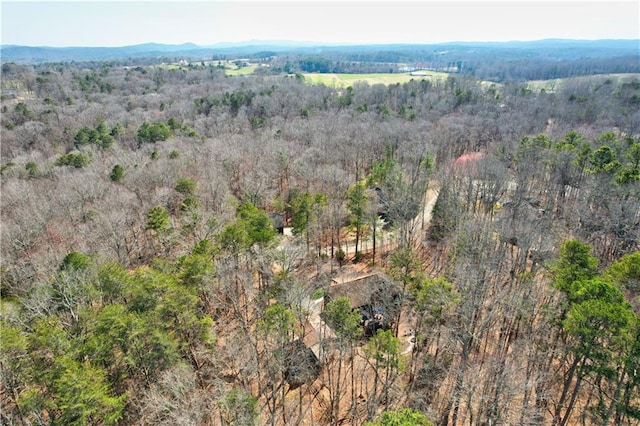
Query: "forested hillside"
1 59 639 425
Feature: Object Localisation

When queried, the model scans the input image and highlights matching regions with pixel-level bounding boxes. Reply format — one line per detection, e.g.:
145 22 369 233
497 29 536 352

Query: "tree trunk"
552 356 582 426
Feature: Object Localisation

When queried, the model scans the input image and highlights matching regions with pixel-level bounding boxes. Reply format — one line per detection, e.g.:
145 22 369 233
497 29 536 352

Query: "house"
450 152 486 176
287 271 402 383
324 272 401 337
283 339 321 388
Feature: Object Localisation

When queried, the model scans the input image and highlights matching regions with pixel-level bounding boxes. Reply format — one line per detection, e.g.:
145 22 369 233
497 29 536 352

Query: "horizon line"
3 37 639 49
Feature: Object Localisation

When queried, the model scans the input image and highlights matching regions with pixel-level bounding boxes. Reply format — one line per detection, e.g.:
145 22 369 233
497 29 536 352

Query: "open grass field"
225 64 259 76
155 61 259 75
155 64 186 70
301 71 448 87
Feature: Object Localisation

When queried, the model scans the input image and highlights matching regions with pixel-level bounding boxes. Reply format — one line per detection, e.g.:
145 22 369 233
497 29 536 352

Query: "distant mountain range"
0 40 337 63
1 39 638 64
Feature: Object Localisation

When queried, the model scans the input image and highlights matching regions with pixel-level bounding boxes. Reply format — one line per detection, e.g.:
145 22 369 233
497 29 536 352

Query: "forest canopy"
1 48 639 425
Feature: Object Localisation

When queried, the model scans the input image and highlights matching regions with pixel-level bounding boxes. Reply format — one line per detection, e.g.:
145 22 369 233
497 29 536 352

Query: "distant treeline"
252 41 640 80
3 39 638 82
254 53 640 81
464 55 640 81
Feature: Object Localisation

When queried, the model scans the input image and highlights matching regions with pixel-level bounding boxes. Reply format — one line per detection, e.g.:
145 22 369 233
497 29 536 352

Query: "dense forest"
1 52 639 426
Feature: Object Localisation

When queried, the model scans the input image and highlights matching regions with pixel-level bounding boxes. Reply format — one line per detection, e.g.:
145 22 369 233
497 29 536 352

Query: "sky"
1 1 639 47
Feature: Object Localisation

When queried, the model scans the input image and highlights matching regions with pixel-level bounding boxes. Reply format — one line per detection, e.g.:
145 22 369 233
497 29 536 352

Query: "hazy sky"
2 1 639 47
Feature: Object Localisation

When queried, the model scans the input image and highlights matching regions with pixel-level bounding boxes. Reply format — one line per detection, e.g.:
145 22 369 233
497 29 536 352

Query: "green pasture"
154 61 258 75
301 71 448 88
155 64 188 71
225 64 259 76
